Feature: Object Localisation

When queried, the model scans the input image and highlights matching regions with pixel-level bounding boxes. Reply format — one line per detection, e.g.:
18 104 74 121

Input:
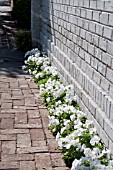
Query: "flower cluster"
24 49 113 170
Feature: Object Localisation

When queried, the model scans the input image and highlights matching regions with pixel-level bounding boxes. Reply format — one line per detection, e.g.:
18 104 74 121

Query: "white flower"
84 120 93 128
46 97 50 102
81 144 86 151
92 148 100 158
64 120 70 129
90 159 101 169
94 164 106 170
24 60 28 64
90 135 100 146
60 127 66 134
89 128 96 135
70 114 76 121
22 65 26 70
71 159 80 170
56 132 60 141
28 69 32 74
84 148 93 157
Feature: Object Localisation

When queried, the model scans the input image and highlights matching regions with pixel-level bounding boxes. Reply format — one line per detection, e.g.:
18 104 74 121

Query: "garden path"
0 1 68 170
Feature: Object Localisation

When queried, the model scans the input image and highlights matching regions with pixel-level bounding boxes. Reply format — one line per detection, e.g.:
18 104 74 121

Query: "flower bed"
23 48 113 170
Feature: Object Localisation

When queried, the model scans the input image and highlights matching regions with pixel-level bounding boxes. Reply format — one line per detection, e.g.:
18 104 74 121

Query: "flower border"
23 48 113 170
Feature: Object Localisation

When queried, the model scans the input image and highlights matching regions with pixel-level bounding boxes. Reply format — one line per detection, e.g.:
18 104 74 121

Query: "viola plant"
23 48 113 170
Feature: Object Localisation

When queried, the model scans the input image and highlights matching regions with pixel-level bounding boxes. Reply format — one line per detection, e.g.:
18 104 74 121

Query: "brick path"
0 75 69 170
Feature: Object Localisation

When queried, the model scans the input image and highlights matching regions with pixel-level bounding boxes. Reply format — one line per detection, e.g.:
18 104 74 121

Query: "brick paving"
0 75 69 170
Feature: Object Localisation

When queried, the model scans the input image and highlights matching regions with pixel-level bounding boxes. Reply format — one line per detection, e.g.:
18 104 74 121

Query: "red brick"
2 141 16 154
1 109 26 113
32 140 47 147
17 146 48 154
29 83 38 89
28 110 40 118
14 123 42 129
10 82 19 88
25 98 37 106
20 161 35 170
2 154 34 161
0 114 14 118
47 139 60 153
35 153 52 169
13 100 24 106
1 102 12 108
1 99 12 103
1 129 29 134
22 89 32 95
0 134 16 141
38 105 47 109
10 96 24 99
1 93 11 99
20 85 29 89
17 134 31 147
28 118 41 125
1 118 14 129
12 90 22 96
31 89 38 93
39 109 49 117
51 153 66 167
13 106 38 110
15 113 27 124
41 117 49 128
0 161 19 169
44 129 55 139
30 129 45 141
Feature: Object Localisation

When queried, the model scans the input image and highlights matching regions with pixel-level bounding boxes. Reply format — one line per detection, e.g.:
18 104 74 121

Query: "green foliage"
15 29 31 51
12 0 31 29
63 146 84 167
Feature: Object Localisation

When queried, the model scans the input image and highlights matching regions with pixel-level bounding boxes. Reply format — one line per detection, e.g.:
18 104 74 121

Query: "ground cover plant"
23 48 113 170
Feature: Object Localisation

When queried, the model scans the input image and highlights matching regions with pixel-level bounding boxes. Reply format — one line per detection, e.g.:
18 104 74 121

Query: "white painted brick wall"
32 0 113 154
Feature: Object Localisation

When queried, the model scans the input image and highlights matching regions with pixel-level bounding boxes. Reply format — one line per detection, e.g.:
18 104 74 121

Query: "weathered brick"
14 123 42 129
1 118 14 129
17 134 31 147
30 129 45 141
15 113 27 124
20 161 35 170
35 153 52 169
0 161 19 169
51 153 66 167
17 146 48 154
2 154 34 161
0 134 16 141
2 141 16 154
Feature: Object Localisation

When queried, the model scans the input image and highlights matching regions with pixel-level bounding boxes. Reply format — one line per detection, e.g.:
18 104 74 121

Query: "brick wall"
32 0 113 153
